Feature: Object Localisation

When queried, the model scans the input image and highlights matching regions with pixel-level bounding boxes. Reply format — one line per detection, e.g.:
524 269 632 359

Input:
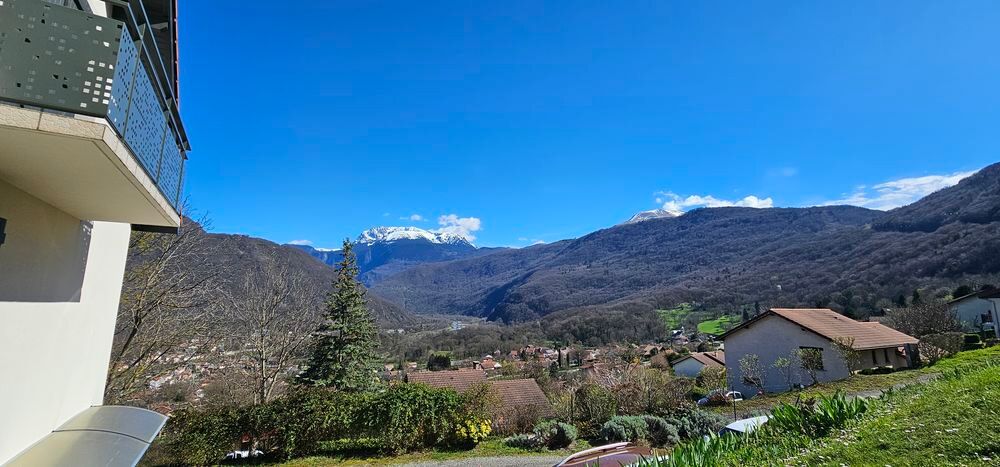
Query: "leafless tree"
219 254 322 405
883 302 961 338
738 354 766 395
796 348 824 386
831 337 862 373
104 213 221 404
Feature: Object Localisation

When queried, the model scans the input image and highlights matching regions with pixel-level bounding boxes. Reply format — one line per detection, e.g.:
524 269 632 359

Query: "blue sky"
179 1 999 248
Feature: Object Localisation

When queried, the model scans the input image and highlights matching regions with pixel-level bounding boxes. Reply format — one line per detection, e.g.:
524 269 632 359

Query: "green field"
696 315 740 335
657 303 696 329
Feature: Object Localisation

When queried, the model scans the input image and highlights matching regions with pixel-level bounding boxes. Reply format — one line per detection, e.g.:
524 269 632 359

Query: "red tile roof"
405 369 487 392
489 378 555 419
722 308 918 350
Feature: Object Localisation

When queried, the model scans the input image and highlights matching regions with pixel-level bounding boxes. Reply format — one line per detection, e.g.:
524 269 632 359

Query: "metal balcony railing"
0 0 189 211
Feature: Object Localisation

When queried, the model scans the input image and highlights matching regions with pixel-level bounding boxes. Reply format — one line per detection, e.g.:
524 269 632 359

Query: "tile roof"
489 379 555 418
761 308 918 350
406 369 487 392
693 351 726 366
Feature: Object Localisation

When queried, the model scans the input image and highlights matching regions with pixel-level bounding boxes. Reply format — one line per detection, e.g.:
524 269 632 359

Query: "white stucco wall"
0 179 91 302
951 298 1000 337
0 219 130 464
672 358 706 378
724 315 850 395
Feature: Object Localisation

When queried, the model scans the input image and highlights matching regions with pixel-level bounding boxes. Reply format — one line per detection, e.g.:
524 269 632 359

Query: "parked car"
554 442 653 467
698 390 745 406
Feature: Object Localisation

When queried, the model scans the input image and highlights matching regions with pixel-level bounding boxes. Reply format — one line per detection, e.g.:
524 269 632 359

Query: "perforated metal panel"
0 0 187 212
157 139 182 206
106 29 136 133
123 64 167 180
0 0 122 115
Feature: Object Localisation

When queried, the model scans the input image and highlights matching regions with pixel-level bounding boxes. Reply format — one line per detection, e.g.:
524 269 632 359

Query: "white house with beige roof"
721 308 918 395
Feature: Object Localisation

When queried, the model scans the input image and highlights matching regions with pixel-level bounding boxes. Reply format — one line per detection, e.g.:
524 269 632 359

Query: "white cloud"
288 239 313 246
401 214 426 222
822 170 976 210
655 192 774 214
434 214 483 241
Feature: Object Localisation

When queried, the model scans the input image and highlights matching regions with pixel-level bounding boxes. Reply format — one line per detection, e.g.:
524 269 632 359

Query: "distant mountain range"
290 226 501 286
370 163 1000 324
176 228 422 327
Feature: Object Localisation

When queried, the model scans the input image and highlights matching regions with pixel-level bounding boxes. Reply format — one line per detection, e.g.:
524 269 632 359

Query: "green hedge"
158 384 486 465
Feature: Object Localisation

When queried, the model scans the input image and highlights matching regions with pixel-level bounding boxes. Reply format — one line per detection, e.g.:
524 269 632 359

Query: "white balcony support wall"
0 185 130 463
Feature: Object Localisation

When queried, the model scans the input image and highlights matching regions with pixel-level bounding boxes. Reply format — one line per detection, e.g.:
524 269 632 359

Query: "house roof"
949 288 1000 304
672 351 726 368
406 368 487 392
489 379 555 418
721 308 918 351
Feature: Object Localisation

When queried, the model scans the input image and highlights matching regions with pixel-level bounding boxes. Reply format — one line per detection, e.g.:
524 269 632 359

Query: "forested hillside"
373 163 1000 323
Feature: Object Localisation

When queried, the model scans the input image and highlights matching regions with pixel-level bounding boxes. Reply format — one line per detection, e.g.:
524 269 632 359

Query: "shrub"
357 384 463 452
161 406 241 466
268 388 357 458
663 407 727 440
641 415 680 447
533 420 578 449
768 391 868 438
920 332 964 365
963 333 985 351
573 383 617 437
453 417 492 446
600 416 650 444
503 434 541 450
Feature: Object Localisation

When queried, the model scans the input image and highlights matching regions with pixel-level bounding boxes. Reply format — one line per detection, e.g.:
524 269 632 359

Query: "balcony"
0 0 188 227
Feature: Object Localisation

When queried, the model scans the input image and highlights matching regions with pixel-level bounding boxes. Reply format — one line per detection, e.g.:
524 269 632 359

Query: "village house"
404 369 554 424
948 289 1000 338
722 308 919 395
671 351 725 378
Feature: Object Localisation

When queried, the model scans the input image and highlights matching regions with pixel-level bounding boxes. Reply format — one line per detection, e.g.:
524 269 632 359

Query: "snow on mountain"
624 208 684 224
356 226 473 246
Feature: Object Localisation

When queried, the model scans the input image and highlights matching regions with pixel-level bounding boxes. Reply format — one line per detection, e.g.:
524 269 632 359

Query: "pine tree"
297 239 380 391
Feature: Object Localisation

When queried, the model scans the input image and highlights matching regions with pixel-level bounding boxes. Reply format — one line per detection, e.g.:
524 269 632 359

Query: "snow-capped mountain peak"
356 226 473 246
624 208 684 224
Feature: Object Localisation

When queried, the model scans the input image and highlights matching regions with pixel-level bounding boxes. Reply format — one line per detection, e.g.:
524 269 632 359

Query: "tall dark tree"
953 285 974 298
911 289 924 306
297 239 380 391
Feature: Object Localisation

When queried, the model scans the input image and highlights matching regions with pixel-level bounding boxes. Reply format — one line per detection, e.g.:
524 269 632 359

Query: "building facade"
0 0 188 463
949 290 1000 338
722 309 917 396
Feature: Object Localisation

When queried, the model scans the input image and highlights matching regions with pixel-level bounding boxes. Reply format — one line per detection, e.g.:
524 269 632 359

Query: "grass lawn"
696 315 739 335
713 345 1000 419
275 438 589 466
789 357 1000 466
657 304 695 329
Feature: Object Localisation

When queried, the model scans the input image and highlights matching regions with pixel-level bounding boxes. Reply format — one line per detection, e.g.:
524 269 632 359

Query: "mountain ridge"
371 164 1000 324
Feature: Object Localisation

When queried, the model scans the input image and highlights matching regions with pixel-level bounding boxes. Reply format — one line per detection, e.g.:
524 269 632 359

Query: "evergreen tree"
911 289 923 306
894 294 908 307
297 239 380 391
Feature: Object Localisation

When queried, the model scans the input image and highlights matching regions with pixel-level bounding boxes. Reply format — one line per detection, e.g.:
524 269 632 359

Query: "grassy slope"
657 304 695 329
712 346 1000 418
696 315 739 335
789 360 1000 466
